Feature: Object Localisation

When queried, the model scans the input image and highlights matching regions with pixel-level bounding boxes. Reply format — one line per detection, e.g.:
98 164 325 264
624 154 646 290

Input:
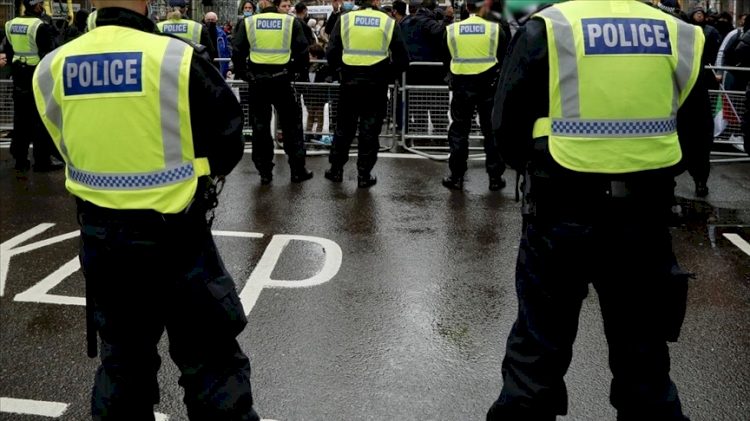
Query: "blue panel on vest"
582 18 672 55
354 16 381 27
459 24 485 35
256 19 283 30
63 53 143 96
10 24 29 35
161 23 188 33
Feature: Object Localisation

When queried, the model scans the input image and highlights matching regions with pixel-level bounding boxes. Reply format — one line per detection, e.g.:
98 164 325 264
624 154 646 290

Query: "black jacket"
297 16 316 45
687 9 722 66
735 29 750 68
231 8 310 80
325 6 410 85
400 7 446 62
92 8 244 177
492 9 713 220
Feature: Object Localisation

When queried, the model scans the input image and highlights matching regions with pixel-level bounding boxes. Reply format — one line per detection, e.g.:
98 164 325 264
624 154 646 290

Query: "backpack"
724 30 744 67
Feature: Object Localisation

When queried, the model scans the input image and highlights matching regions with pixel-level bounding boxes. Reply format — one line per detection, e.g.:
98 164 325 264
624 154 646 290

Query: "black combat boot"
358 173 377 188
291 168 313 183
325 167 344 182
489 176 507 191
442 175 463 190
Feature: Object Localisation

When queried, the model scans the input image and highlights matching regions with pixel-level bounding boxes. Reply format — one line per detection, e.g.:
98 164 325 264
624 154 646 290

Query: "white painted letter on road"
239 235 343 315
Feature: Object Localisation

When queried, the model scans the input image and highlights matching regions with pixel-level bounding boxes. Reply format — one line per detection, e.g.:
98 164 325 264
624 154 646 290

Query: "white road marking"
239 235 343 316
212 231 264 238
0 223 78 297
0 397 68 417
14 257 84 306
155 413 169 421
723 233 750 256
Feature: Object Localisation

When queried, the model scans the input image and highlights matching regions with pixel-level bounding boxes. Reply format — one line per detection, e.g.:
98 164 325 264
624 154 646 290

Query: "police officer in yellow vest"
324 0 409 187
32 1 260 419
157 0 216 60
231 0 313 184
486 1 712 420
441 0 507 191
2 0 63 172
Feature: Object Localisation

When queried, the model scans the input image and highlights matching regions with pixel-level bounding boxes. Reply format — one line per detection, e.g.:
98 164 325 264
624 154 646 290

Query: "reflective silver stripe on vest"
35 48 71 161
27 19 42 55
35 40 192 188
248 16 292 55
67 162 196 190
536 7 580 119
160 39 190 167
673 20 697 113
342 13 391 58
342 14 352 52
551 118 677 138
191 22 201 43
449 24 460 59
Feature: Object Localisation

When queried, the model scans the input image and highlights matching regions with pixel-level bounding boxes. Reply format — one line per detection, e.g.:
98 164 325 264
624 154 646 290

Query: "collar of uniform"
93 7 157 33
23 9 43 18
260 6 278 13
360 5 381 11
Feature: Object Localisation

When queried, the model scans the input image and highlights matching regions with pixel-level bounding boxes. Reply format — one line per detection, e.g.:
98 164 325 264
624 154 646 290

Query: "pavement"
0 146 749 421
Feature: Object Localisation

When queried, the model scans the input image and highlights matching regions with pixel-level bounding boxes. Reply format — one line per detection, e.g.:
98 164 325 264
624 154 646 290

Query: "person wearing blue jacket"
205 12 231 77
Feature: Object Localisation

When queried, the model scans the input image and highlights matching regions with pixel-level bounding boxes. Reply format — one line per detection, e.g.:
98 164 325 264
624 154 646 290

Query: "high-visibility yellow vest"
31 26 211 214
4 17 45 66
531 1 704 174
446 15 499 75
244 13 294 65
341 9 395 66
157 19 202 43
86 11 97 31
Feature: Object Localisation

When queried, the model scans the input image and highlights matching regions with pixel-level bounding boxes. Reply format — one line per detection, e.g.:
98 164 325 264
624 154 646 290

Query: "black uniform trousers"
248 76 306 174
78 202 259 421
448 80 503 178
487 217 688 421
329 82 387 174
10 65 62 167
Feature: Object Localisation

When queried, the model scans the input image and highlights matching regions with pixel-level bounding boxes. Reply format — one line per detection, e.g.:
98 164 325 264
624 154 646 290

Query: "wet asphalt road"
0 147 749 421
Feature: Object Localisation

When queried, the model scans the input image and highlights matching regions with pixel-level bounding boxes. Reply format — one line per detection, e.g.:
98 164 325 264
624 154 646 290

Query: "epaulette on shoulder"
157 32 207 55
517 3 554 26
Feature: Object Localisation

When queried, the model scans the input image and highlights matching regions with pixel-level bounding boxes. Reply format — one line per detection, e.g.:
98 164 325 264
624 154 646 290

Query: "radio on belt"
582 18 673 55
64 52 143 96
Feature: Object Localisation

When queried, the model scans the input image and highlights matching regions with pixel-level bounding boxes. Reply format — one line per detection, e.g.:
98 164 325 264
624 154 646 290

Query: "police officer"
486 1 711 419
231 0 313 185
2 0 63 172
324 0 410 187
157 0 216 61
441 0 506 191
32 1 260 419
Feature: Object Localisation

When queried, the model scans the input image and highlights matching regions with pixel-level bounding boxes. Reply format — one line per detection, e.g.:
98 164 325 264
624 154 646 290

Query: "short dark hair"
295 2 307 13
273 0 289 7
309 43 325 59
393 0 406 15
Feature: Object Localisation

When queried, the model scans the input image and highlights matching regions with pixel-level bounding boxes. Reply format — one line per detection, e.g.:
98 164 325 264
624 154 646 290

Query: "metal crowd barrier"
706 65 750 164
401 61 485 161
223 59 398 155
1 62 749 164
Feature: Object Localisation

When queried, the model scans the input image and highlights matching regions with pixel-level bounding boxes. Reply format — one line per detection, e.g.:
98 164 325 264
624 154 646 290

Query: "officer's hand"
0 54 6 68
445 6 454 17
226 70 233 78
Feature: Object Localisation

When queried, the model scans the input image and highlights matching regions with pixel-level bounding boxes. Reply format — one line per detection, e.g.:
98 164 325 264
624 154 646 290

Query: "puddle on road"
674 197 750 247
